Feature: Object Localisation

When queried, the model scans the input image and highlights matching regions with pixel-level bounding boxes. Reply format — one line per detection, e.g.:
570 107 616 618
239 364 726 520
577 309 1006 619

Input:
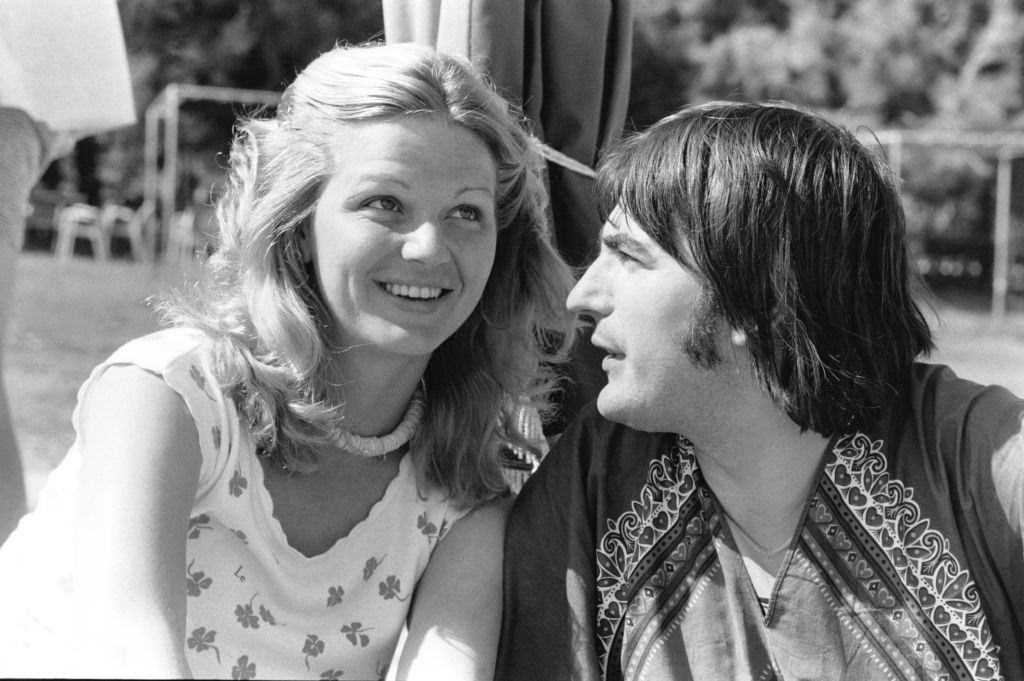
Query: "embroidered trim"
803 528 934 679
594 437 701 674
826 433 1002 681
621 542 719 680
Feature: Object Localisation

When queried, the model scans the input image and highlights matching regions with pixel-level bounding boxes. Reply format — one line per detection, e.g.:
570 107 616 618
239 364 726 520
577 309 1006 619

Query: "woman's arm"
72 365 202 678
395 495 513 681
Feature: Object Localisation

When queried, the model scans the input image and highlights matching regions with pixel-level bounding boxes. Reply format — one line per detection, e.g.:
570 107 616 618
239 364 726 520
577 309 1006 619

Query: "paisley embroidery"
825 432 1002 680
592 427 1005 680
594 437 701 673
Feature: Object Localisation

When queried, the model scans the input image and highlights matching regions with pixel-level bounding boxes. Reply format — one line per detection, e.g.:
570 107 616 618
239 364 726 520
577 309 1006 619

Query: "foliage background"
47 0 1024 293
628 0 1024 293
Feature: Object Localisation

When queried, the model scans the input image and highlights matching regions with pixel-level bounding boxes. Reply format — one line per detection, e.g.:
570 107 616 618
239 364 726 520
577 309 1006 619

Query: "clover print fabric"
0 329 470 679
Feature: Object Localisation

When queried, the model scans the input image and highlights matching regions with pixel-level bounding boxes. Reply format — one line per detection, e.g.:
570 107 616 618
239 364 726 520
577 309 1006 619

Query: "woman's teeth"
383 283 444 300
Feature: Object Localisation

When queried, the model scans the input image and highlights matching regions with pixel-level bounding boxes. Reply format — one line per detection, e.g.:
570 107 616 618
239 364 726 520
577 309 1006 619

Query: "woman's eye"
451 205 482 222
366 196 401 212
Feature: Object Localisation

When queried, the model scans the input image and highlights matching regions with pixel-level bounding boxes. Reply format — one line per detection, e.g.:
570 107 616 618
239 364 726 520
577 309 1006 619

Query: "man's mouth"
380 282 450 300
591 335 623 359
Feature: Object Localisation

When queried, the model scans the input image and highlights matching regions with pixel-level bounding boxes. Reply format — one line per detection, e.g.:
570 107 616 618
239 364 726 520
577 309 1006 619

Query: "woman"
0 42 575 679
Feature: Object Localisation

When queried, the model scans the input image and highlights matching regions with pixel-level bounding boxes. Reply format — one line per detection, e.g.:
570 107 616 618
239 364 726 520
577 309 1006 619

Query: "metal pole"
143 97 160 210
993 152 1011 323
161 84 180 256
143 97 161 259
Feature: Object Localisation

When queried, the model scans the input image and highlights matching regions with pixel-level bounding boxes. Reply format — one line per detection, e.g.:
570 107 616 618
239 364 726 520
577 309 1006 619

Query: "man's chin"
596 390 658 432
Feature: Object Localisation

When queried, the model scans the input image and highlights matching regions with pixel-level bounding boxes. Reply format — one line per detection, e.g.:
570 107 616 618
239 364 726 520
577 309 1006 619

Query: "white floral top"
0 328 471 679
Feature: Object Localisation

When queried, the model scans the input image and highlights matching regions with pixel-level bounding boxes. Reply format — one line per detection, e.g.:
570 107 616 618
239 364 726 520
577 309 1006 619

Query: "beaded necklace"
331 387 426 458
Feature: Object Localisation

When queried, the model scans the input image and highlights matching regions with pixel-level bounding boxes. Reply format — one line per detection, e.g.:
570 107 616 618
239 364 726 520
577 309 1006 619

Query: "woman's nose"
401 219 450 266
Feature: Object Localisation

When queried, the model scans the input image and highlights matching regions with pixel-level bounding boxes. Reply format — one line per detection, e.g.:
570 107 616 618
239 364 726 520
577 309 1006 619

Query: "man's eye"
606 245 636 263
366 197 401 212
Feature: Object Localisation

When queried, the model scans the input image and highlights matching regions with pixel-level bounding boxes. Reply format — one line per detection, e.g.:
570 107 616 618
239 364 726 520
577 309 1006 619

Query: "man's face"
566 207 739 433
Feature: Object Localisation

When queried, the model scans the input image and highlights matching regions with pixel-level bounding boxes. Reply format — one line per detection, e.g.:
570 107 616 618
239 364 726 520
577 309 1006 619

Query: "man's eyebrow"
602 232 650 256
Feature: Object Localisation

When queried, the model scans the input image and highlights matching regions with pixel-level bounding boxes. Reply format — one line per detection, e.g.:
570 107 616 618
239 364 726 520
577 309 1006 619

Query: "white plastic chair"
55 203 107 260
101 201 154 261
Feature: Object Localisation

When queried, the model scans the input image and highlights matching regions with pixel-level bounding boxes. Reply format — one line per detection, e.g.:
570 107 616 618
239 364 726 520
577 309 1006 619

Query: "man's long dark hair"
596 101 934 436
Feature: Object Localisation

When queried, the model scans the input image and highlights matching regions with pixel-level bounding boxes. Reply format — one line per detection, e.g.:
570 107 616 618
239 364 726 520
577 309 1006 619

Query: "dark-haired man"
497 102 1024 680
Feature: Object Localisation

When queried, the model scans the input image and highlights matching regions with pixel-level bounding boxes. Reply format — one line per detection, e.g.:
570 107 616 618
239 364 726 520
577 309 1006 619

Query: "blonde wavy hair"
162 42 577 504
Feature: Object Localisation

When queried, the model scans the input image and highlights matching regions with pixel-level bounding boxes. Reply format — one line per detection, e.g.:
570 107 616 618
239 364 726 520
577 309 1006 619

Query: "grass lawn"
6 252 198 507
6 250 1024 509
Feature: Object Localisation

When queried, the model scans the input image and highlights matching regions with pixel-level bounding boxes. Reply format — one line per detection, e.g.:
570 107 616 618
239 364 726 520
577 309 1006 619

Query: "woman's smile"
305 115 498 358
378 282 449 300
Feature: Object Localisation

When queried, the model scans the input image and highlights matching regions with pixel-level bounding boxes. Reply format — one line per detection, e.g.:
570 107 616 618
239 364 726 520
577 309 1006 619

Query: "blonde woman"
0 42 575 679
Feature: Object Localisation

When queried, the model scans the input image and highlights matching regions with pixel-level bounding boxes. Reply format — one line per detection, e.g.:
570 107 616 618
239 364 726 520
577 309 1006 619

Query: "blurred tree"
120 0 383 96
628 0 695 129
56 0 1024 287
629 0 1004 126
954 0 1024 126
627 0 1024 290
833 0 988 125
76 0 383 210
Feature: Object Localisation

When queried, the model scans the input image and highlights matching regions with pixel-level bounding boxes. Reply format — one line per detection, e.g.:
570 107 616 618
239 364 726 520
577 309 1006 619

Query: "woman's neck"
326 346 430 437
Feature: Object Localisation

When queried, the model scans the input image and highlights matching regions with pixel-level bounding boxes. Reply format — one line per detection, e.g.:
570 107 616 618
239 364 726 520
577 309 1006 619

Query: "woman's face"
305 115 498 360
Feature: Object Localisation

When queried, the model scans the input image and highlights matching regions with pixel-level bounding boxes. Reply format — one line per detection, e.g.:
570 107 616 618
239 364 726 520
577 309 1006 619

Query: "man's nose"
566 260 611 318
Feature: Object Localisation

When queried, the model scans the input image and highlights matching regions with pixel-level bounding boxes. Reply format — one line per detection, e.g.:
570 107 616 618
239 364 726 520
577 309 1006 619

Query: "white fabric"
0 0 135 136
0 328 471 679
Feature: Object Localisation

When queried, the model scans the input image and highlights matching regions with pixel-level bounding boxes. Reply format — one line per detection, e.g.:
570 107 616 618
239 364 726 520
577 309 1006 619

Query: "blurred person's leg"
0 107 46 542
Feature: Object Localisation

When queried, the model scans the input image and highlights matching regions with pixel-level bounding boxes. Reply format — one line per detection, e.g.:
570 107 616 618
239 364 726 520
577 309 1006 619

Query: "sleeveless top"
0 327 472 679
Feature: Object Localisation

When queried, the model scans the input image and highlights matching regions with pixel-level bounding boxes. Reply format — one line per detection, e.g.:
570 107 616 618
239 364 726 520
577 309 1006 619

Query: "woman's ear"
730 327 748 347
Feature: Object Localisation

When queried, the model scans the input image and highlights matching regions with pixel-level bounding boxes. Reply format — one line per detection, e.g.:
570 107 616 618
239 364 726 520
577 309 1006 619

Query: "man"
496 102 1024 681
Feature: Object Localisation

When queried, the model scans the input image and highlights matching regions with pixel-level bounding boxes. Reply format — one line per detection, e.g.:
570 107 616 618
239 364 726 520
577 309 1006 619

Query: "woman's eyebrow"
455 184 496 198
351 174 412 190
